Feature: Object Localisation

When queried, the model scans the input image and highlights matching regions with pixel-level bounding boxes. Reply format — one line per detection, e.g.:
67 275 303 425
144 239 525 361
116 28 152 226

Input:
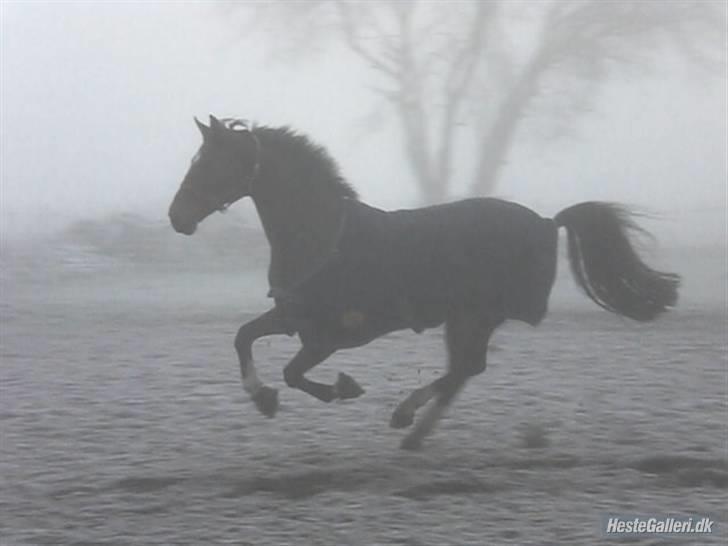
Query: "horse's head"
169 115 259 235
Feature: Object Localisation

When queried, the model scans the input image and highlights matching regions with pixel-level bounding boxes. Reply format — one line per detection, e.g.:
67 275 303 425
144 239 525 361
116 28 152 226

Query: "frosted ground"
1 250 725 545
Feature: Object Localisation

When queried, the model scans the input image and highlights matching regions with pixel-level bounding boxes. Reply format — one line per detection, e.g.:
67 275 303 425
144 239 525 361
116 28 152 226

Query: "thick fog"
1 1 725 247
2 5 728 542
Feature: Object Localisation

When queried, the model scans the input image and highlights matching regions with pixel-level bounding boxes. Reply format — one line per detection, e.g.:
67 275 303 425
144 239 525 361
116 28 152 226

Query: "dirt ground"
1 267 726 545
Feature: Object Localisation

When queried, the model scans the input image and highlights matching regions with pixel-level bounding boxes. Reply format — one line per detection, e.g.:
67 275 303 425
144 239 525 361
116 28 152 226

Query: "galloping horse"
168 116 679 450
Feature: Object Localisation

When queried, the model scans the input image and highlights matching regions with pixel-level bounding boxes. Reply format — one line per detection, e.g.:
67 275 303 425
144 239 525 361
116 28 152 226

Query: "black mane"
252 125 359 200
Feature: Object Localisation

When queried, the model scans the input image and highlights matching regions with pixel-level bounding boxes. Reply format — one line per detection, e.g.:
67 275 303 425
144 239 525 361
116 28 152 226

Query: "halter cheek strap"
246 130 261 195
217 119 261 211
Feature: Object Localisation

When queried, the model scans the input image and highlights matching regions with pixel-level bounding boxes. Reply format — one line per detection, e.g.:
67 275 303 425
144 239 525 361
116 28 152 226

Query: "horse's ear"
209 115 225 132
194 117 210 139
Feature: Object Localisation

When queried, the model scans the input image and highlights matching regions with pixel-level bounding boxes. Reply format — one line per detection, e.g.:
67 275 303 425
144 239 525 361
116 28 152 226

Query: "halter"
215 118 261 212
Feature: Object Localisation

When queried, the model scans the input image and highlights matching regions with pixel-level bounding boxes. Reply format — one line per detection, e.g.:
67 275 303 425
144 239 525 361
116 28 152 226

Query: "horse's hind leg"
400 310 502 450
390 377 443 429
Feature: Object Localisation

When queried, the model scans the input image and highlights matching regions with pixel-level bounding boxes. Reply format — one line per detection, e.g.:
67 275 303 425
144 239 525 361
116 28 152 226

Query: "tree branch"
435 2 494 184
336 2 399 77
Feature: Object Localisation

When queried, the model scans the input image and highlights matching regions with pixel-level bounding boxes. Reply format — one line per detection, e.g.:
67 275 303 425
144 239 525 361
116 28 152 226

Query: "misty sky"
1 1 725 246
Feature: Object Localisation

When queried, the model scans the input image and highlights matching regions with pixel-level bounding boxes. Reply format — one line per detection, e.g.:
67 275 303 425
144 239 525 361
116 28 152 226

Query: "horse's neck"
252 172 347 294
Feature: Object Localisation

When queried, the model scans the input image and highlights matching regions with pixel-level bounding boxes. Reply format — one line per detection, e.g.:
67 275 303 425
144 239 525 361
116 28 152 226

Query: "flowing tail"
554 202 680 321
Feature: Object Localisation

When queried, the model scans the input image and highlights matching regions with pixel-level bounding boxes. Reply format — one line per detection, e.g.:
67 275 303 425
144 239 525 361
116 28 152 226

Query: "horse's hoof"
335 372 364 400
400 435 423 451
389 409 414 429
252 386 279 417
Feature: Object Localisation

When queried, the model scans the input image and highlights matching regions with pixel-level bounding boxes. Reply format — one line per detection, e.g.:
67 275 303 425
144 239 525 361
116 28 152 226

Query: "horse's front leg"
283 345 365 403
234 307 292 417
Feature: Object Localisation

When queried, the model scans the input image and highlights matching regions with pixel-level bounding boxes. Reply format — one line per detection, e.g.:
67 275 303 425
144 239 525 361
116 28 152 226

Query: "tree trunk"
470 57 544 197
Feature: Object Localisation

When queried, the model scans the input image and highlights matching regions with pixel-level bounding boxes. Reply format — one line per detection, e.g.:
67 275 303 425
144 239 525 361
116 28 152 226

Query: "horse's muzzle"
169 210 197 235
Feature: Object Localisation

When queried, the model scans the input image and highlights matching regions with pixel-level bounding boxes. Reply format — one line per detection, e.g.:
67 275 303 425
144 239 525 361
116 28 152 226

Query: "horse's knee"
283 365 301 388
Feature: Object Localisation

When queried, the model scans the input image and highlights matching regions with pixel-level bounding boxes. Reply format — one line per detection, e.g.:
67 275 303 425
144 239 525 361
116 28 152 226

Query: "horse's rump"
290 198 558 329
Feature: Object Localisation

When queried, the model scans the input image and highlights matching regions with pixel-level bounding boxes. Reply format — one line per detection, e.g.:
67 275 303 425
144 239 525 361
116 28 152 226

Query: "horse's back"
294 198 558 333
381 198 558 325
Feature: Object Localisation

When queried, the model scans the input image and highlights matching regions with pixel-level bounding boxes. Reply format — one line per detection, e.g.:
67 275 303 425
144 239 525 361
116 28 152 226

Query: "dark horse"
169 115 679 450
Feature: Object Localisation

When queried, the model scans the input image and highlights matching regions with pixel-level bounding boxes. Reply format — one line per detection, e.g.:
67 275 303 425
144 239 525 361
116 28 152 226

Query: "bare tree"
227 0 724 204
